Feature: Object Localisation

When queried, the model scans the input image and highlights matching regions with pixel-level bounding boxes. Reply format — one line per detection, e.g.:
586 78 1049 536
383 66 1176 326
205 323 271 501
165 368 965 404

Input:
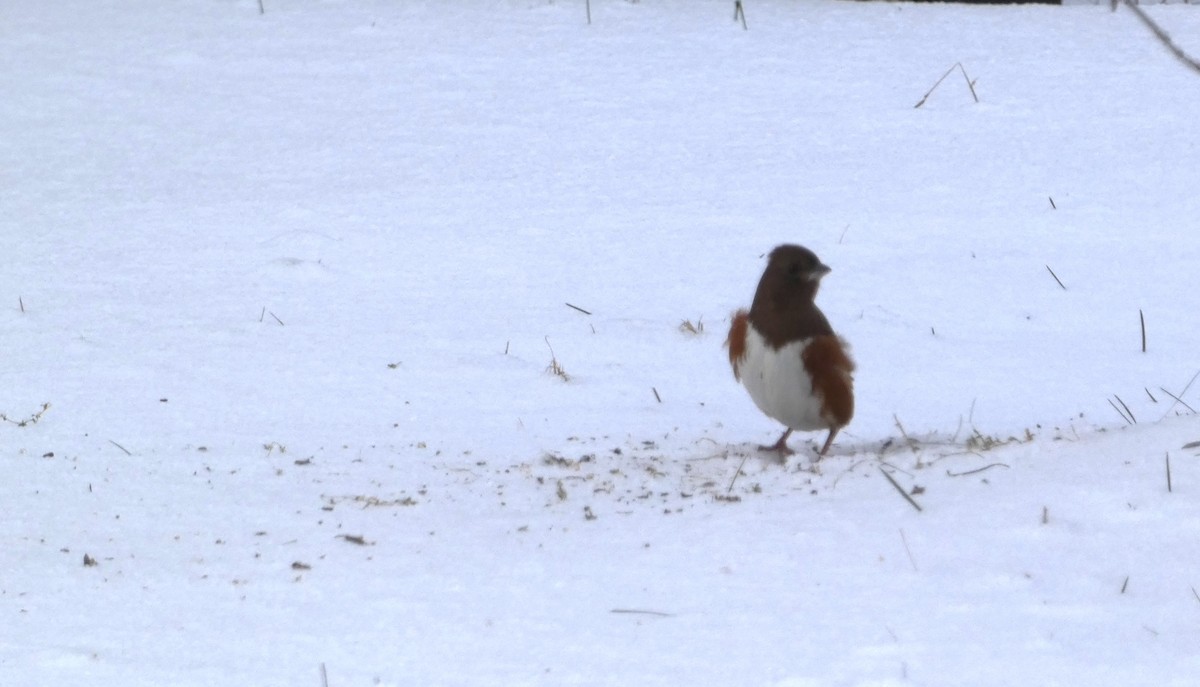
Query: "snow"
3 0 1200 684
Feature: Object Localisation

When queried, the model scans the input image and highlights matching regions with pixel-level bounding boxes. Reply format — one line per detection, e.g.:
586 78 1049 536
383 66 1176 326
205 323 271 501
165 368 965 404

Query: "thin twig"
945 462 1010 477
1139 309 1146 353
1121 575 1130 594
727 453 750 494
109 440 132 456
1048 196 1057 210
957 62 979 103
269 311 285 326
899 528 919 571
893 414 918 453
1145 387 1157 403
1115 0 1200 75
320 663 329 687
1045 265 1067 290
879 467 923 513
18 297 24 313
652 387 662 403
258 0 265 14
585 0 591 25
1161 369 1200 418
1192 586 1200 604
734 0 748 30
1159 387 1198 415
565 302 592 316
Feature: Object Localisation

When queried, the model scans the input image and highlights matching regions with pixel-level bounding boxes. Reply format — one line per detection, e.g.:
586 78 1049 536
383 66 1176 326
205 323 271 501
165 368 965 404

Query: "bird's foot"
758 430 795 461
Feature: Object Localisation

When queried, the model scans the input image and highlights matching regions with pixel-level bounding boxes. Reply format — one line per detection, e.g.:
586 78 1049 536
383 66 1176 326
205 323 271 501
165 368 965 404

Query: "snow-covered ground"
3 1 1200 684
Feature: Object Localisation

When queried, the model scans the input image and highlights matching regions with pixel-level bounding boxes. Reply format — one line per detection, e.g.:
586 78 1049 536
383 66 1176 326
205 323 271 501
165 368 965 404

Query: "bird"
725 244 855 457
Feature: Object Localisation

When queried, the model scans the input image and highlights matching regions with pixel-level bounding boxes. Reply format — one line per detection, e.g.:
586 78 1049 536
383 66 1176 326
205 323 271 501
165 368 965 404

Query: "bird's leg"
759 428 795 456
817 428 840 457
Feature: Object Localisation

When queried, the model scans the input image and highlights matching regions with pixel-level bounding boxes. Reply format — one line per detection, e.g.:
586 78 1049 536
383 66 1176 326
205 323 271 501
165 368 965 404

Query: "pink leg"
759 428 795 456
817 428 840 457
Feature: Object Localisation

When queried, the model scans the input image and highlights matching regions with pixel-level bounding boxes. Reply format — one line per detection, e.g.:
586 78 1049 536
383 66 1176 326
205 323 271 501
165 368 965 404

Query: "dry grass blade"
1160 369 1200 418
1114 394 1136 424
879 467 923 513
1166 452 1173 493
1140 309 1147 353
678 317 705 335
915 62 978 108
544 336 570 381
1108 397 1133 425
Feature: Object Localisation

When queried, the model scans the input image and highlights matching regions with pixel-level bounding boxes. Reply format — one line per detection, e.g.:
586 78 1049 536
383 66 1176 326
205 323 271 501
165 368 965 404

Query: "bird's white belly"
739 327 827 431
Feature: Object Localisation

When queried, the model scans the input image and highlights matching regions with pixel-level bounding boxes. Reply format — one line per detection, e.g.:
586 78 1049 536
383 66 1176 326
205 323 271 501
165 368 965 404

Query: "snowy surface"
4 1 1200 685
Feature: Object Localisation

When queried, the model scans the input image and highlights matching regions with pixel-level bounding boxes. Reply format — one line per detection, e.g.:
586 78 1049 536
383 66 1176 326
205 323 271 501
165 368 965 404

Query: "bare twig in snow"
914 62 978 108
1113 0 1200 75
734 0 748 30
611 608 674 617
565 302 591 316
879 467 923 513
1045 265 1067 290
1160 369 1200 418
109 439 132 456
727 453 750 494
0 402 51 427
899 529 919 571
893 414 918 453
946 462 1010 477
1139 309 1147 353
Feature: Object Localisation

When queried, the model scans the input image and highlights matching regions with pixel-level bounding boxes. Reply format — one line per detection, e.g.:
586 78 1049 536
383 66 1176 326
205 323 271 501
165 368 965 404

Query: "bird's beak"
810 263 831 280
